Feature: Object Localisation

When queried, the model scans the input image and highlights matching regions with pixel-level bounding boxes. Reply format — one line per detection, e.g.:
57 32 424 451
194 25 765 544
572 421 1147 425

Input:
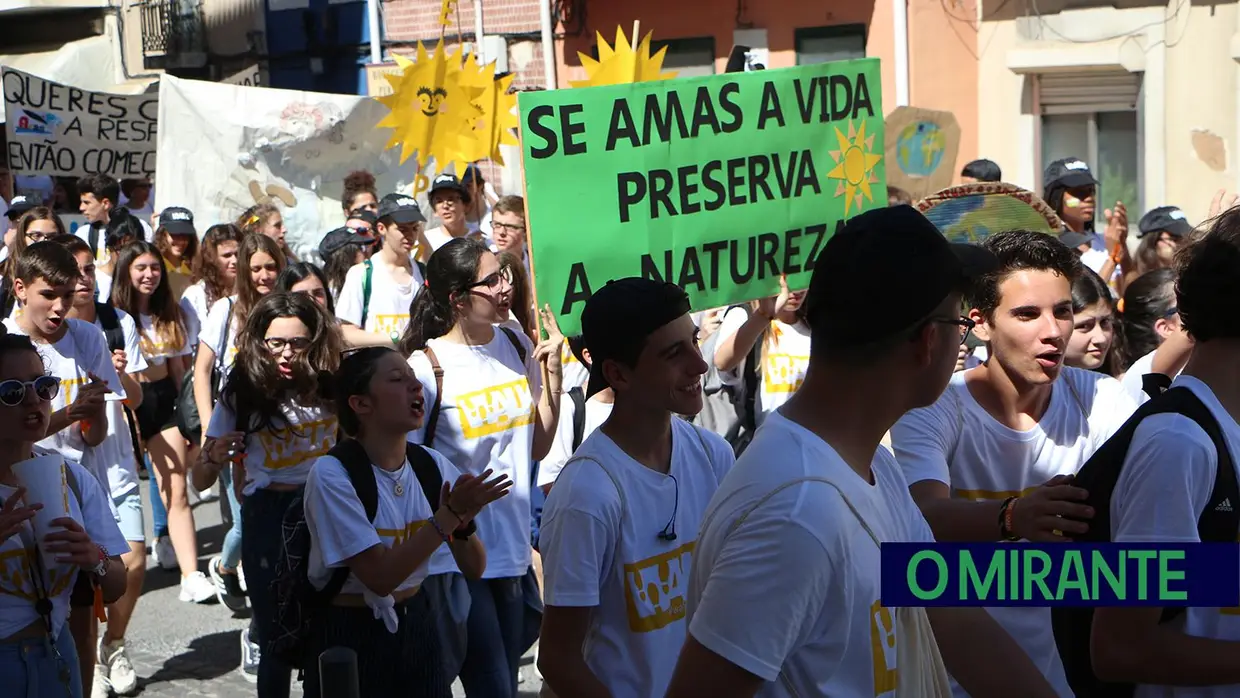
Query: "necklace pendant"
394 482 405 497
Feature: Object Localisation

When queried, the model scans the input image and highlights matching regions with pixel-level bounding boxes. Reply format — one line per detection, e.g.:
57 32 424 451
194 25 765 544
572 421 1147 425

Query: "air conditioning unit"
460 35 509 73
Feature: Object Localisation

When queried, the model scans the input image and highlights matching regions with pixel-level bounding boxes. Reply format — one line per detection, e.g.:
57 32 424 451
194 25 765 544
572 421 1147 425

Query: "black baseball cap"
346 209 378 227
1044 158 1098 191
1138 206 1193 238
429 173 471 206
804 205 997 348
159 206 195 236
6 194 40 220
1059 231 1093 250
581 278 692 398
318 226 376 259
377 193 427 225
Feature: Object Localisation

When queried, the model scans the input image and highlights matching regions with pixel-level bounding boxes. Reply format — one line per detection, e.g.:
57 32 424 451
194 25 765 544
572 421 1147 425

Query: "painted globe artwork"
917 184 1064 245
895 122 945 177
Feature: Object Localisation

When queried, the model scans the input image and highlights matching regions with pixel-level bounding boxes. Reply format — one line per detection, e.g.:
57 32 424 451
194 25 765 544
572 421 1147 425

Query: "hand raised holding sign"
755 275 792 320
533 304 565 392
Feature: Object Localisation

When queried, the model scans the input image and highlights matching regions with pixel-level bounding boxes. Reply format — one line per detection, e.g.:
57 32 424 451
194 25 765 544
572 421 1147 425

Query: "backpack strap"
568 386 587 453
327 439 381 523
421 345 445 448
95 302 124 353
406 443 443 510
360 260 374 331
499 326 527 365
1142 372 1173 400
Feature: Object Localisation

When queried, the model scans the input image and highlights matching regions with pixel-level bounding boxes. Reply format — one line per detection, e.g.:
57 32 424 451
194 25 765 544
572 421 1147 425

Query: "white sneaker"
237 563 247 593
100 639 138 695
154 538 177 571
91 668 110 698
179 571 215 604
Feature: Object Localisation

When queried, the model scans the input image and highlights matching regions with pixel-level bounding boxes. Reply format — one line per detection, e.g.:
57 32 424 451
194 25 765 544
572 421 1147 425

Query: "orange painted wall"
908 0 979 168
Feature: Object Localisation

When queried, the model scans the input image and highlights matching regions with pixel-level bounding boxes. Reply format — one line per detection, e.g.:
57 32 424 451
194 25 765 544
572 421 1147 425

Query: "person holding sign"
667 206 1057 698
0 329 128 698
401 238 564 698
537 278 734 698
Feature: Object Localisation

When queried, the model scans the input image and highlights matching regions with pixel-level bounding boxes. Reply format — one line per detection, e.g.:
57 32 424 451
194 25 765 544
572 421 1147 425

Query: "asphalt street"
111 481 543 697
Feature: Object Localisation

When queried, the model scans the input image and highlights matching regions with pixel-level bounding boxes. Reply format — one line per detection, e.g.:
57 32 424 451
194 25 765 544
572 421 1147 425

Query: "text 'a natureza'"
519 59 885 336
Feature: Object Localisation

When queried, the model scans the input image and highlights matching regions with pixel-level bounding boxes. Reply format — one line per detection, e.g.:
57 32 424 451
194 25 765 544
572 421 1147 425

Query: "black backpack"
268 438 445 670
1051 380 1240 698
94 303 144 469
567 385 587 453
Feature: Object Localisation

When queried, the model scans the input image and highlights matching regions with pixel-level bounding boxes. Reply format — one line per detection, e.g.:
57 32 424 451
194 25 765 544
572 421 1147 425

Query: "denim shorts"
112 490 144 543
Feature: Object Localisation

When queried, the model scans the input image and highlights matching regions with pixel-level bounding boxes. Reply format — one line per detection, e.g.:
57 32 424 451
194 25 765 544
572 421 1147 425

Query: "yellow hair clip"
1116 298 1125 314
247 215 260 225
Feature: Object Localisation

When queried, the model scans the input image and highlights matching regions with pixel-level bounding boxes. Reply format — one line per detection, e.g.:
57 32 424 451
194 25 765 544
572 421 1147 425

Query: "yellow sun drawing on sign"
376 43 482 173
570 27 679 88
825 121 884 216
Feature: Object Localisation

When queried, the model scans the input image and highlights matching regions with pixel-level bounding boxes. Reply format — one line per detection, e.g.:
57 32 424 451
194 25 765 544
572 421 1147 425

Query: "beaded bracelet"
427 516 451 544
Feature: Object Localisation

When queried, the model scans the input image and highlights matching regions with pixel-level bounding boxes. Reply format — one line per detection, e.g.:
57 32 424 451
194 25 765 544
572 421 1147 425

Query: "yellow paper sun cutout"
570 27 679 88
825 121 884 216
376 43 482 174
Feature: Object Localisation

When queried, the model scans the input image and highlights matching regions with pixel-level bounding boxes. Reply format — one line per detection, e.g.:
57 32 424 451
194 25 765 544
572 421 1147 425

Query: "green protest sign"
519 58 885 336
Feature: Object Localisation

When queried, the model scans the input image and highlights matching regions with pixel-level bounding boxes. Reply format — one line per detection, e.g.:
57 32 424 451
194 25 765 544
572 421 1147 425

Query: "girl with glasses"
0 208 66 318
399 237 564 697
112 241 213 604
195 291 343 697
0 330 128 698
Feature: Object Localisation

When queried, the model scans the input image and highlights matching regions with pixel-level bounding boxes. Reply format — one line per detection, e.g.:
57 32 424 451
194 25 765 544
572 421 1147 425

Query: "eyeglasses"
930 316 976 345
25 232 56 244
492 221 526 234
264 336 312 354
467 265 514 291
0 376 60 406
348 226 372 235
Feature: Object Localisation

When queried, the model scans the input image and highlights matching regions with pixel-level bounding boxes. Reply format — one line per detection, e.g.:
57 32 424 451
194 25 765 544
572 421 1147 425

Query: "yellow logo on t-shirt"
376 520 429 546
869 600 898 695
57 375 89 407
456 378 535 440
0 548 74 601
371 314 410 339
561 341 578 365
762 354 809 394
623 541 695 633
256 417 338 471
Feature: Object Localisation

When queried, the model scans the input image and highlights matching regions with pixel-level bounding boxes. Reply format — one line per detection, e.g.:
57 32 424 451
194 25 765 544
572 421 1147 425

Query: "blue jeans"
243 487 299 698
0 627 83 698
457 576 525 698
219 465 243 570
147 456 168 539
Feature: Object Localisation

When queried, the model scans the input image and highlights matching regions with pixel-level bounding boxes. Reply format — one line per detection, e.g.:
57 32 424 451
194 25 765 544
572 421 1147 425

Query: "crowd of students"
2 153 1240 698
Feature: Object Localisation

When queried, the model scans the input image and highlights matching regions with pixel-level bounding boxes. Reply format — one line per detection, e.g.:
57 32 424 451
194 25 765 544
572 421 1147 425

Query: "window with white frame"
1038 71 1143 216
795 25 866 65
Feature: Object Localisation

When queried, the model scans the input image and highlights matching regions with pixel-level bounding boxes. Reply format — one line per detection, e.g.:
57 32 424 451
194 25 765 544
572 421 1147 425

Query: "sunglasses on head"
0 376 60 407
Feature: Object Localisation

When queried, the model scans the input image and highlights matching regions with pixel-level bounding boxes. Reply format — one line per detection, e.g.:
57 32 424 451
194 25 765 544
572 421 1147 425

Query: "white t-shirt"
409 328 539 579
137 312 197 367
95 269 113 304
179 281 210 339
424 227 492 254
90 309 147 499
305 448 462 596
207 398 338 495
561 340 590 391
716 308 811 425
1110 375 1240 698
890 366 1138 698
0 455 128 639
687 410 934 697
541 419 733 698
537 395 613 488
2 318 126 465
199 296 239 388
335 258 424 341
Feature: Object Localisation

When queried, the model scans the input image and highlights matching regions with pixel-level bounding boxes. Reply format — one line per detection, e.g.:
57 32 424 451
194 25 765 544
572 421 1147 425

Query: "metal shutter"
1038 71 1142 115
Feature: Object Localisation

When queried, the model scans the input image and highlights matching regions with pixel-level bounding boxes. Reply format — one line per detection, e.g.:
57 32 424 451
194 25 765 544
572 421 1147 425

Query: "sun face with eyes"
416 86 449 117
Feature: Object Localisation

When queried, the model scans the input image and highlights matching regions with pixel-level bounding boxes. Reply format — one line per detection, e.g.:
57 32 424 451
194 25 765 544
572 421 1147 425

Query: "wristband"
453 520 477 541
427 516 451 544
998 497 1020 541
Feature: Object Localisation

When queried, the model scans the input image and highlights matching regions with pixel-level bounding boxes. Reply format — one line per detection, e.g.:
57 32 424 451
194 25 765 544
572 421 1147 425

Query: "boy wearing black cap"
537 278 734 698
336 193 427 344
668 207 1056 698
425 173 492 253
891 229 1137 697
